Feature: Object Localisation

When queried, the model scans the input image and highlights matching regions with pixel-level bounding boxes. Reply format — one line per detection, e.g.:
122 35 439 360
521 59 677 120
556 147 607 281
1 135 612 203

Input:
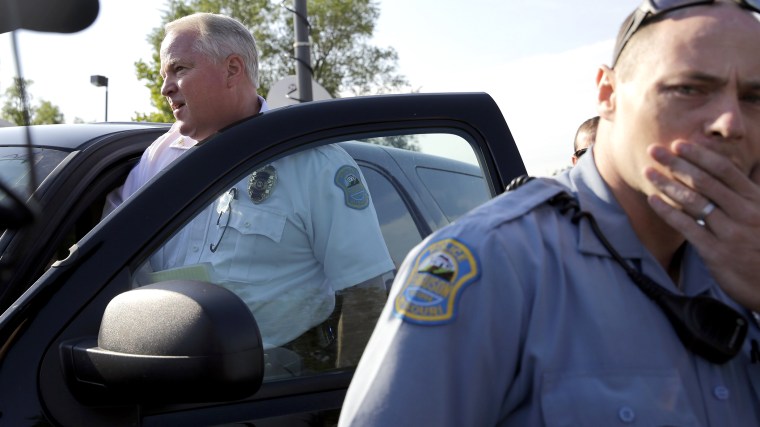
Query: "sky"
0 0 642 176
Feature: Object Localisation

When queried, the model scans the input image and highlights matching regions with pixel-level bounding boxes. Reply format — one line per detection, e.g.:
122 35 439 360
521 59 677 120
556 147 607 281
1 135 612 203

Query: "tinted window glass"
416 166 490 221
131 129 489 386
361 167 422 269
0 147 69 199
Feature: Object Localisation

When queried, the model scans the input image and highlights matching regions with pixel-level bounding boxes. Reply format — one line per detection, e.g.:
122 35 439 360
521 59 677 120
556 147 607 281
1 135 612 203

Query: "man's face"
603 5 760 199
160 29 230 141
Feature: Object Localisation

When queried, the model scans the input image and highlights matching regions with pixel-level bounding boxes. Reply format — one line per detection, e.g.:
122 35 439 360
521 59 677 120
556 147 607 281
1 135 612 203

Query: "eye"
741 92 760 106
671 85 700 96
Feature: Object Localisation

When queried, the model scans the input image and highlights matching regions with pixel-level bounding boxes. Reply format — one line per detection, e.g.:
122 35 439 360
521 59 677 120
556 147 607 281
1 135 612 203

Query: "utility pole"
293 0 312 102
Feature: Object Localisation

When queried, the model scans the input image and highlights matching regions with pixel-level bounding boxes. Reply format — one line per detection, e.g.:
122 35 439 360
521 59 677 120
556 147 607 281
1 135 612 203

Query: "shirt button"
618 406 635 423
192 245 200 252
713 385 729 400
244 222 251 228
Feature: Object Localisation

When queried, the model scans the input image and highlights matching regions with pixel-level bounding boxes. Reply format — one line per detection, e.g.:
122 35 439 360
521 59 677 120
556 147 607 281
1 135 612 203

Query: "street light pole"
293 0 312 103
90 74 109 121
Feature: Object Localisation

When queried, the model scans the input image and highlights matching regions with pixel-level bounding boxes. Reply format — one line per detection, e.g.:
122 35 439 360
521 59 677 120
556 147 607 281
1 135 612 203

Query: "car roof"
0 123 171 151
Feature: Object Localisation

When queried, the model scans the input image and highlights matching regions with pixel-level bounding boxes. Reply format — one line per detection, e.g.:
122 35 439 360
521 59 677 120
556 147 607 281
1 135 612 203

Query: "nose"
704 94 745 142
160 75 175 97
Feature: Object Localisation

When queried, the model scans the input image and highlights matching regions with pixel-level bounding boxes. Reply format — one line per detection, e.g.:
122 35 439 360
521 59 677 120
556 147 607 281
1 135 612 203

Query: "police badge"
248 165 277 204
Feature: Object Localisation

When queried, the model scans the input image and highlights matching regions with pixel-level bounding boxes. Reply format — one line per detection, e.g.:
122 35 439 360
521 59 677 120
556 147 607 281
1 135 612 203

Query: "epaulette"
488 175 572 224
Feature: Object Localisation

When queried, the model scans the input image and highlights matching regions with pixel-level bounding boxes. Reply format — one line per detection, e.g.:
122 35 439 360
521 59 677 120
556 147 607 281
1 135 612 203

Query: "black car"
0 93 525 425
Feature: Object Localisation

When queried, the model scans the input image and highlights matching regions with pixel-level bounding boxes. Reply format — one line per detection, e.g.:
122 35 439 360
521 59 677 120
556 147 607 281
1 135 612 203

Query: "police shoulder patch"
334 165 369 210
394 238 480 325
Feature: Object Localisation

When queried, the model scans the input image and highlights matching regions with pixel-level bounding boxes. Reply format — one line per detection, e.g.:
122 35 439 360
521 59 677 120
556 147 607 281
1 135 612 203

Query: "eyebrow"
159 57 180 76
680 71 727 86
161 57 178 69
679 71 760 91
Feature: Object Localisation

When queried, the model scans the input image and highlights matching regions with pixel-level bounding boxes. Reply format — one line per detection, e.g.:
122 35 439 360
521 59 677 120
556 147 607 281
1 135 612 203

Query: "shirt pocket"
541 370 701 427
219 203 288 284
227 203 287 243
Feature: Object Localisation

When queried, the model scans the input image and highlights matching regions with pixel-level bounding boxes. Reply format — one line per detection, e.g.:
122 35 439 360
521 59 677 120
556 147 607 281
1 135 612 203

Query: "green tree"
133 0 411 123
32 101 64 125
1 78 65 125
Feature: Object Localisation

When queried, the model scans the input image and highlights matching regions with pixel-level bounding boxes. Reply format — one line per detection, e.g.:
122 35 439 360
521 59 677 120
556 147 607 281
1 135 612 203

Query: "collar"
553 150 647 260
554 151 715 294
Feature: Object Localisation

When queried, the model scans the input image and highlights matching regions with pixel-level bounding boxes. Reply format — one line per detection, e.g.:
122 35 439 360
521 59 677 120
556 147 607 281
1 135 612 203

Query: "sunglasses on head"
612 0 760 68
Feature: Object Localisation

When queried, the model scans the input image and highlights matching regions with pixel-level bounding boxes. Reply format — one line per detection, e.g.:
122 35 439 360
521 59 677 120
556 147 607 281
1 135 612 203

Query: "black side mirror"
60 280 265 405
0 0 99 34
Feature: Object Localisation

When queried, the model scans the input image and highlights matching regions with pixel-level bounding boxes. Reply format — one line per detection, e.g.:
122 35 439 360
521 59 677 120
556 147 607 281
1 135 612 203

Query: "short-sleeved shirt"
339 151 760 426
150 144 394 347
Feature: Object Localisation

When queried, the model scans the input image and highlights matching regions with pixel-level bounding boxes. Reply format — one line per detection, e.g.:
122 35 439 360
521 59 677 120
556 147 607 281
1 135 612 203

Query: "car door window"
359 166 422 269
131 131 486 383
416 166 490 221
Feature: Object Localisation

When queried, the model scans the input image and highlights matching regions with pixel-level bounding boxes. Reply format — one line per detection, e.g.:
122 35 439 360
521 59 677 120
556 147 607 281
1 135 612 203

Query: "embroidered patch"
394 238 479 325
248 165 277 204
334 165 369 210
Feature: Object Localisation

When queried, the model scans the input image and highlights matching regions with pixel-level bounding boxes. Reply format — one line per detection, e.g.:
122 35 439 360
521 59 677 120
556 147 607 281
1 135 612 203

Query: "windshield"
0 147 70 203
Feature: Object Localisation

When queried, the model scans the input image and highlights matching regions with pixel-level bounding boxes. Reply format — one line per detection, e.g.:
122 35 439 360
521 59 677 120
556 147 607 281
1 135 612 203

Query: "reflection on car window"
417 166 490 222
132 130 490 383
0 147 69 200
361 167 421 269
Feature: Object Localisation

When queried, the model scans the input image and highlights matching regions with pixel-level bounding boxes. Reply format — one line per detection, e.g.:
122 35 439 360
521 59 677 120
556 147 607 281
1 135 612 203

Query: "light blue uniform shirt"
339 152 760 426
149 144 394 348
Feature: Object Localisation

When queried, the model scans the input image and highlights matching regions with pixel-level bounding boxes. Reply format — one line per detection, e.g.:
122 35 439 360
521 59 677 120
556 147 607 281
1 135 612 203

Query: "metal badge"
248 165 277 204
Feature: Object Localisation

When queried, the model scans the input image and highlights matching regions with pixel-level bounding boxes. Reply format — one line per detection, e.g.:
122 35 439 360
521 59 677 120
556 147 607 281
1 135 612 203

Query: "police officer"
339 1 760 425
148 143 393 358
105 13 394 373
571 115 598 165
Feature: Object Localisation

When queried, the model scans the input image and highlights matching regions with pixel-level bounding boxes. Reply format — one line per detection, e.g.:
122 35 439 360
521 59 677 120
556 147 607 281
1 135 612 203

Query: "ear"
225 54 246 87
596 65 616 120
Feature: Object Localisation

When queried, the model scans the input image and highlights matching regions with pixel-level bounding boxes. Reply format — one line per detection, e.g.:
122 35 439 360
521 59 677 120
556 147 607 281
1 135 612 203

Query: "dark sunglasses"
612 0 760 68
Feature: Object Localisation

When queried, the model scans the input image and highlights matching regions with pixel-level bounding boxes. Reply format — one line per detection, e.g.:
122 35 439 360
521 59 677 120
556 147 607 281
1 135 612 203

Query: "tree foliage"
1 78 64 125
133 0 411 123
33 100 65 125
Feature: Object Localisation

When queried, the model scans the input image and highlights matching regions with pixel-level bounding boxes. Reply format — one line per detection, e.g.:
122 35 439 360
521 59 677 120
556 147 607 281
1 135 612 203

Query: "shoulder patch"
334 165 369 210
394 238 480 325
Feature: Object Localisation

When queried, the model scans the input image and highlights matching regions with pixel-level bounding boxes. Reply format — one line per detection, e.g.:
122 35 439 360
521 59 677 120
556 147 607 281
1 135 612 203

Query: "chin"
176 122 195 139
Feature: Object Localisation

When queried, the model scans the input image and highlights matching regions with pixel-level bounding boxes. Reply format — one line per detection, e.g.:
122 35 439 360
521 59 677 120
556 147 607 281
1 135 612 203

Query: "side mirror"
0 0 99 34
60 280 264 404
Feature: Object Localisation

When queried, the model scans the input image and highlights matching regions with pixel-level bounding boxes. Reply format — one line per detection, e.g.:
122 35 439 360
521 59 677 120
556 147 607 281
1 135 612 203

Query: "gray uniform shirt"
339 152 760 426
